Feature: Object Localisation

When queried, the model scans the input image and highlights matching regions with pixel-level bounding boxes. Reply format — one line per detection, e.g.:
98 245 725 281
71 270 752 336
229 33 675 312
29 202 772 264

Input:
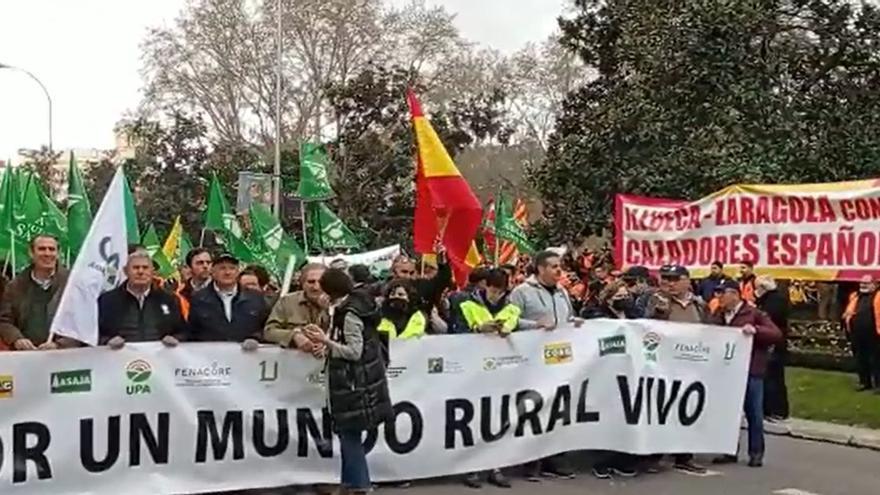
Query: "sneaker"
591 466 612 480
674 460 708 474
463 473 482 489
610 466 638 478
487 470 511 488
712 455 737 465
748 455 764 468
540 465 576 480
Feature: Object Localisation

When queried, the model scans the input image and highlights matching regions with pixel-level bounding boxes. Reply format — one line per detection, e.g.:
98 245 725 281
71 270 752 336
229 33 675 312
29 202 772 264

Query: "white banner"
308 244 401 274
0 320 751 495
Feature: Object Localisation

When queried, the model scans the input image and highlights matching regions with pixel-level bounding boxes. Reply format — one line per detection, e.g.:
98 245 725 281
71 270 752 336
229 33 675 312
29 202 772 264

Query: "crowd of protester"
4 232 880 494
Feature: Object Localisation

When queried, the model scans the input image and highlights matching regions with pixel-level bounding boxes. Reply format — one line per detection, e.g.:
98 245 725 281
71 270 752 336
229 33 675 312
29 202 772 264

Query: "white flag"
50 167 128 346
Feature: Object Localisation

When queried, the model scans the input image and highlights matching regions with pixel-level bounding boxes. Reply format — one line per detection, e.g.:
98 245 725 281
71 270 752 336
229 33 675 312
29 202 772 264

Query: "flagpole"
199 228 206 248
300 201 309 255
272 0 282 219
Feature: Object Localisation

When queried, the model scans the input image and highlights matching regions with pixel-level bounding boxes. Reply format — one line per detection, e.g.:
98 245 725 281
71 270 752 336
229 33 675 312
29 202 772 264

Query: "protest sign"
0 320 750 495
615 179 880 280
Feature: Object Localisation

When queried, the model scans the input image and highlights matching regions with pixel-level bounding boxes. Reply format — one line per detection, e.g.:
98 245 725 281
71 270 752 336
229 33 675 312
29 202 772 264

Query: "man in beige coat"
264 263 329 356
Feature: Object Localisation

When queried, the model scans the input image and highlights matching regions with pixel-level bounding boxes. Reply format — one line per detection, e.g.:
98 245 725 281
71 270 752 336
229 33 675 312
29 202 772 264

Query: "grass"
788 367 880 429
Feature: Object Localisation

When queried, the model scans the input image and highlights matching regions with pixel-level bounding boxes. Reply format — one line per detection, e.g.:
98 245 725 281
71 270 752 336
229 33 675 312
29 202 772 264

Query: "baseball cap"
659 264 690 278
718 278 741 293
623 265 650 280
214 252 240 265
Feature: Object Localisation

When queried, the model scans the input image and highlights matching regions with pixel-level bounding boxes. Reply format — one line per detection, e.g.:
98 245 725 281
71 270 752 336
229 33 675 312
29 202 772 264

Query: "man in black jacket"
99 248 187 348
755 275 791 420
188 252 270 349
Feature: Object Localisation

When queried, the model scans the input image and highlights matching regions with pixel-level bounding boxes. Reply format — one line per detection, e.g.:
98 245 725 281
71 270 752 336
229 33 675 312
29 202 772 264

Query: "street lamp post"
0 62 53 153
273 0 282 218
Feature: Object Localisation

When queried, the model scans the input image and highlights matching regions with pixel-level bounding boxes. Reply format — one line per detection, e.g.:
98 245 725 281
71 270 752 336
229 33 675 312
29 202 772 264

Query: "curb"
763 419 880 451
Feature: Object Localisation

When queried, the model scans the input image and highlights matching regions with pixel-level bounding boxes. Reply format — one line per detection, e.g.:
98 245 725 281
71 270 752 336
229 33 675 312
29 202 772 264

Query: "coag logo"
125 359 152 395
544 342 574 364
0 375 13 398
598 335 627 357
642 332 661 362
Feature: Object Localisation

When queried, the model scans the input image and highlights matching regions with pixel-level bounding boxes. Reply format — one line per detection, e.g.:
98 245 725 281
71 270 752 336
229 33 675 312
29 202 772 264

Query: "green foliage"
532 0 880 242
323 64 513 249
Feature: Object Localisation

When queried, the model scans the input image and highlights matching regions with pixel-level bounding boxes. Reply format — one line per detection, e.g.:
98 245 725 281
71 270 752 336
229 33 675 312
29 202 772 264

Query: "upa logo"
125 359 153 395
642 332 661 362
0 374 13 398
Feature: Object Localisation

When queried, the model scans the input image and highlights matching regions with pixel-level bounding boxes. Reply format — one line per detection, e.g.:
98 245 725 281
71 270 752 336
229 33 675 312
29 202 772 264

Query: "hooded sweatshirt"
509 275 575 330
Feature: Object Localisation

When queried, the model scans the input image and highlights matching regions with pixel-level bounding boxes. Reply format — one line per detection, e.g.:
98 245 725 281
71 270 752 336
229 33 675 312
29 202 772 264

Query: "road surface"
230 434 880 495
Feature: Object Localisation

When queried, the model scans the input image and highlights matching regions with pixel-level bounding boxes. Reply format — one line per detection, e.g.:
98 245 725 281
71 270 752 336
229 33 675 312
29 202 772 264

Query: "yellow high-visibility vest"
460 300 521 334
377 311 426 339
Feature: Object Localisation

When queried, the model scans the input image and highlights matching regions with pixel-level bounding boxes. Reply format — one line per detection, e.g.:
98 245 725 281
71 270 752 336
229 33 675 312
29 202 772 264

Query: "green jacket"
0 266 69 346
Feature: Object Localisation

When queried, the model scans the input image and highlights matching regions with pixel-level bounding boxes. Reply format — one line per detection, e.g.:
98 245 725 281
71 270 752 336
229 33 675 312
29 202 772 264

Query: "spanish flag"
408 89 482 284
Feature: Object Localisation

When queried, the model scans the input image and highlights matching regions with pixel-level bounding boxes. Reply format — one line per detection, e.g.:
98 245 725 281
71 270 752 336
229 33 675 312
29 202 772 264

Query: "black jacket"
98 285 188 344
327 291 392 433
188 285 270 342
756 289 790 337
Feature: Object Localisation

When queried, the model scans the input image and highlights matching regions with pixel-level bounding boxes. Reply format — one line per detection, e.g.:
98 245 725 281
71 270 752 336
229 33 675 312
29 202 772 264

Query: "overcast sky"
0 0 566 158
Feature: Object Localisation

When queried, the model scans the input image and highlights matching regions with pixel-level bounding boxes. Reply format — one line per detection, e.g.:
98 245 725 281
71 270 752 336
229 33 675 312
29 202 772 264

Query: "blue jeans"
339 429 371 490
744 375 765 457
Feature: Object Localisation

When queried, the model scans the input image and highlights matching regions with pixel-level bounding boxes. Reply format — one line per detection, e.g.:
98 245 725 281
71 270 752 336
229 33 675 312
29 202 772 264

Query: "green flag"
0 167 28 272
67 152 93 263
142 224 175 277
495 192 534 254
19 174 67 249
249 203 306 278
296 142 335 200
179 230 194 267
204 173 242 237
122 172 140 244
308 202 360 252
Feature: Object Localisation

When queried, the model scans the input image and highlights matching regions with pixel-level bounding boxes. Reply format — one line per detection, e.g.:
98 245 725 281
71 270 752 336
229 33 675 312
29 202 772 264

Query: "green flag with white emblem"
308 202 360 252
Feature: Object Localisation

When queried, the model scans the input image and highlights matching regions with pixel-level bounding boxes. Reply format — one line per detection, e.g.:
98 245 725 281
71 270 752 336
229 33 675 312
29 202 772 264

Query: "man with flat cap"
188 252 270 349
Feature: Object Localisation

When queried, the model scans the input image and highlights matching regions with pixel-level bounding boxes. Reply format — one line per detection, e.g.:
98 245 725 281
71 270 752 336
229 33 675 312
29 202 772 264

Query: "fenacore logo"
174 363 231 388
544 342 574 364
642 332 661 362
599 335 627 356
427 357 445 374
0 374 13 398
723 342 737 362
674 341 711 363
125 359 152 395
51 369 92 394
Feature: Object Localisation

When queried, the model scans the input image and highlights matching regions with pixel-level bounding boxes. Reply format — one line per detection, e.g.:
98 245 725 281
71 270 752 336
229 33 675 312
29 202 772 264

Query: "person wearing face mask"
581 279 640 479
377 280 426 352
842 275 880 392
456 268 517 489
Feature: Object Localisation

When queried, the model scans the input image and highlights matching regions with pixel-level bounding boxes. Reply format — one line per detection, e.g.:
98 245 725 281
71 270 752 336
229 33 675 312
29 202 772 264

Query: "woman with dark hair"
582 279 640 479
378 279 426 349
304 268 392 494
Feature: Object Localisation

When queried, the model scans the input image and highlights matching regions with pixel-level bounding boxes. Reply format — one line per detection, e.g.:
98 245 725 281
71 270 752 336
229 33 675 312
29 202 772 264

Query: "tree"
322 64 513 249
531 0 880 243
18 146 63 196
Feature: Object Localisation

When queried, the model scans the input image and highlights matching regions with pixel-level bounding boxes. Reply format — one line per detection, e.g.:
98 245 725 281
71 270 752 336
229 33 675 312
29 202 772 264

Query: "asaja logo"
544 342 574 364
427 357 445 374
598 335 627 357
51 369 92 394
125 359 152 395
0 374 13 398
642 332 661 362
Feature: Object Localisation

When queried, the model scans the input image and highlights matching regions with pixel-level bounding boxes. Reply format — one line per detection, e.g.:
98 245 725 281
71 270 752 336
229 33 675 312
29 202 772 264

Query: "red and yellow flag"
497 198 528 265
408 89 482 284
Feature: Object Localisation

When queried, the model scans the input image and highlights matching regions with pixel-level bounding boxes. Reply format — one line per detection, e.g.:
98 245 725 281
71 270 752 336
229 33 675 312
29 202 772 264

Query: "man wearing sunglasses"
644 264 710 474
